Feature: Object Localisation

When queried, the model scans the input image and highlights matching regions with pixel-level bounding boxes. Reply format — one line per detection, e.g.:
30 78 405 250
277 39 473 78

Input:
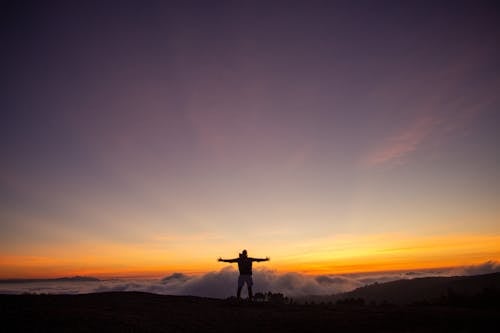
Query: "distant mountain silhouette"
0 276 100 283
161 273 189 283
306 272 500 305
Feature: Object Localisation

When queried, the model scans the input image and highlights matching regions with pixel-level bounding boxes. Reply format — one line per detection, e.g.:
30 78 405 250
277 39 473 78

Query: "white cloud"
1 261 498 297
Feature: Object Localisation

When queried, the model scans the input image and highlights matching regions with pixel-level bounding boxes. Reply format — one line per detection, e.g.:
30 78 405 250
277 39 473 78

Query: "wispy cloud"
360 45 499 168
363 116 439 167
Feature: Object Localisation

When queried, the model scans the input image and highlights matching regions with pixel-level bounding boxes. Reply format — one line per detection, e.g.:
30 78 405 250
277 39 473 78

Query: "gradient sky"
1 1 499 278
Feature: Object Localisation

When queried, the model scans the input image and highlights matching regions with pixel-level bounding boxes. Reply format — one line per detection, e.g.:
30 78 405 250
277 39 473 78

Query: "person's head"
241 249 248 257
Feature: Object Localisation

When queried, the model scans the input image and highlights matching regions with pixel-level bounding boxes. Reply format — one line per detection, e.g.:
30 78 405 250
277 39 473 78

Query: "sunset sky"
1 1 499 278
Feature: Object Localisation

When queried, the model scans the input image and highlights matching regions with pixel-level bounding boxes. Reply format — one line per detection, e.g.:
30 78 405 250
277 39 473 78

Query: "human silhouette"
218 249 269 301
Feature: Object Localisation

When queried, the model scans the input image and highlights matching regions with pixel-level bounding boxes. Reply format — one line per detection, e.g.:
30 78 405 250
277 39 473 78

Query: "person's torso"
238 257 252 275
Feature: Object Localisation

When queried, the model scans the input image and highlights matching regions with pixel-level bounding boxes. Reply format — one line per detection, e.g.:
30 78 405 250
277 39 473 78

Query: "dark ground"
1 292 498 332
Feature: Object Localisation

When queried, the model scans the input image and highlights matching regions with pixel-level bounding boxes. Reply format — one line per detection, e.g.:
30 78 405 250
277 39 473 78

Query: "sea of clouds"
1 261 498 298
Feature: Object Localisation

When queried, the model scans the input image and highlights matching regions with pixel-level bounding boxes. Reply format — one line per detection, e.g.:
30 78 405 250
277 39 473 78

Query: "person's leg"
247 275 254 301
237 275 244 299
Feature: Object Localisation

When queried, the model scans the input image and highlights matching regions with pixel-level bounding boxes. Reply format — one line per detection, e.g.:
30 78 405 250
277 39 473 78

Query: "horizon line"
2 260 498 280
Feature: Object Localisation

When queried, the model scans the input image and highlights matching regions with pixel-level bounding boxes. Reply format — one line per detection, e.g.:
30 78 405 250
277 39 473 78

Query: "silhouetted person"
218 249 269 301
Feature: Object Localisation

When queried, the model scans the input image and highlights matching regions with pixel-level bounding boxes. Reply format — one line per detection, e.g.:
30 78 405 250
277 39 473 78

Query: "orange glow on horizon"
1 233 499 279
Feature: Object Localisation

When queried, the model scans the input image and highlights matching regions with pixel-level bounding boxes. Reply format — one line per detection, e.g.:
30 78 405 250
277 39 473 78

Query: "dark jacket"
238 257 253 275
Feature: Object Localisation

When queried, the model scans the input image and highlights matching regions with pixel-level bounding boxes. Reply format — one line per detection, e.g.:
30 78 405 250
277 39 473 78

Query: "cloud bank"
1 261 498 297
91 267 363 298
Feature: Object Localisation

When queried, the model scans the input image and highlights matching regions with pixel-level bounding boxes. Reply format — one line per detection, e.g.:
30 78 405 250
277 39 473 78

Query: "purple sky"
1 1 499 277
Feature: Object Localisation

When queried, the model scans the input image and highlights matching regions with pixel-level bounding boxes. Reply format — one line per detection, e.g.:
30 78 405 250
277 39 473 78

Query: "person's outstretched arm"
251 257 270 262
218 257 238 263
